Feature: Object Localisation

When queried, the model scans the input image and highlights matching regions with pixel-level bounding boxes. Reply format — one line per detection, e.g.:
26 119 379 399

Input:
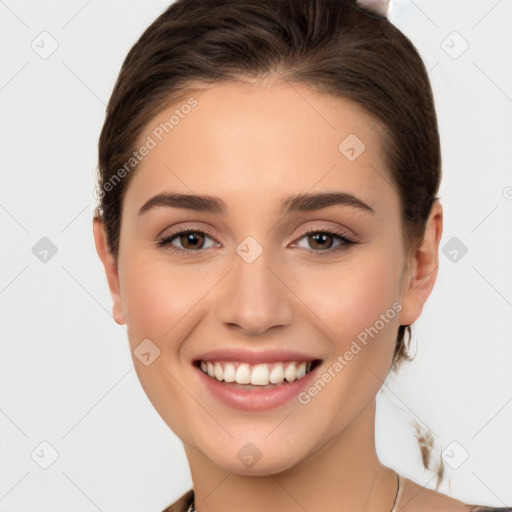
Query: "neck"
184 398 398 512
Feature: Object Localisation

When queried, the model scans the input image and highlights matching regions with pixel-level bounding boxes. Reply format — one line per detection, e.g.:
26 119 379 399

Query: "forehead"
126 81 396 215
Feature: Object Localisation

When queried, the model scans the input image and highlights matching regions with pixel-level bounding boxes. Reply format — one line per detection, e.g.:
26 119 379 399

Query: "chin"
197 438 311 476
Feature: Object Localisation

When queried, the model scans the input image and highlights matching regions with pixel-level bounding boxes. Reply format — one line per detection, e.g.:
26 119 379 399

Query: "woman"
92 0 511 510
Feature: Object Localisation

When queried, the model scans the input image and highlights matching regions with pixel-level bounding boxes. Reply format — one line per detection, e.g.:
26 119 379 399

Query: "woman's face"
96 81 431 474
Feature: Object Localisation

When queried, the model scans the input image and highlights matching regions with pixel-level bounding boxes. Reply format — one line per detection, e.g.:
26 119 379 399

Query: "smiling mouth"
194 359 322 388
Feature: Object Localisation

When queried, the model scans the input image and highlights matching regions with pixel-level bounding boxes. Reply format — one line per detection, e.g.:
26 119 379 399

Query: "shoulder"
398 476 512 512
161 489 194 512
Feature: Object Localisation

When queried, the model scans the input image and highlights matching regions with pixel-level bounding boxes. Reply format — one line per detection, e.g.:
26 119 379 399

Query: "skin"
94 80 469 511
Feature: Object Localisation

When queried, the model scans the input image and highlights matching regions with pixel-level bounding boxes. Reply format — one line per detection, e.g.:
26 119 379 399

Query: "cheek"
117 257 211 437
119 238 404 353
119 257 209 344
294 247 403 350
290 249 403 432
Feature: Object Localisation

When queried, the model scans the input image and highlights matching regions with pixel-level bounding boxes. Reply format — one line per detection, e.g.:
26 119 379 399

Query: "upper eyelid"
159 225 354 240
158 226 356 249
158 218 357 240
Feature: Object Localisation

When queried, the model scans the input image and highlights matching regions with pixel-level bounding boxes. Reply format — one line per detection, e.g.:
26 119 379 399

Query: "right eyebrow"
138 192 228 216
137 190 375 217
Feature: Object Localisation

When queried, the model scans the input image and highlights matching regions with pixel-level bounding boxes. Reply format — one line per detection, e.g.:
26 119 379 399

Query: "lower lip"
194 363 320 411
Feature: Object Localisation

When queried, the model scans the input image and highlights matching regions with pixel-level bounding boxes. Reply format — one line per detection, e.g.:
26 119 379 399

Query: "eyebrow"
138 191 375 216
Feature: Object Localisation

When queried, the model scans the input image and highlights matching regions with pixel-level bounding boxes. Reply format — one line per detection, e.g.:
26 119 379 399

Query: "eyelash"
156 227 357 256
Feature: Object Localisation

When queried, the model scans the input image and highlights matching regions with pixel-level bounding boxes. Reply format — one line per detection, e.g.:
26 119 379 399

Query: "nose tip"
214 258 294 336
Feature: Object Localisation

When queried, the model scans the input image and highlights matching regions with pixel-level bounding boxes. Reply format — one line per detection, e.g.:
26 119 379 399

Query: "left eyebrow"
138 191 375 216
280 191 375 214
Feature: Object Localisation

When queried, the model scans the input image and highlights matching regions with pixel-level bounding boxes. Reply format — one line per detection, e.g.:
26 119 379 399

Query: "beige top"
163 475 406 512
161 475 512 512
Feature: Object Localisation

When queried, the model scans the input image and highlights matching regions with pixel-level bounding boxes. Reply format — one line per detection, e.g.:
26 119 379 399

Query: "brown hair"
95 0 442 481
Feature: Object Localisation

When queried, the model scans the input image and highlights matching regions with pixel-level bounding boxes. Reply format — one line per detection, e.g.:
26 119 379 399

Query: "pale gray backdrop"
1 0 511 510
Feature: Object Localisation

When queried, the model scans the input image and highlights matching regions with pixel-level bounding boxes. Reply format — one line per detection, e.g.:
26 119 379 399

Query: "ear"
399 200 443 326
93 217 126 325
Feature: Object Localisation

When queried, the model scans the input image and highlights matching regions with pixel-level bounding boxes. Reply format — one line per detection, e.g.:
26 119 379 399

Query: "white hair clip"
355 0 392 17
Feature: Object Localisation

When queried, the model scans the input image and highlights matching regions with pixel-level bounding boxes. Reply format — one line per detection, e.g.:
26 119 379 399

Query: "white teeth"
284 362 297 382
199 360 315 386
214 362 223 381
223 362 236 382
296 362 307 379
269 364 285 384
250 364 269 385
235 363 251 384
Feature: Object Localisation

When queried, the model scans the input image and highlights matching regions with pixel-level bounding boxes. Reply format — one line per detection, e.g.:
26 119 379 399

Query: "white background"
0 1 511 510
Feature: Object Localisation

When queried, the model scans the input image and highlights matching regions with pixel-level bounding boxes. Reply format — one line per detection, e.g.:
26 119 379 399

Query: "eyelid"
157 221 216 240
156 226 220 252
290 220 357 242
158 220 356 243
156 223 358 255
294 226 356 243
288 227 357 256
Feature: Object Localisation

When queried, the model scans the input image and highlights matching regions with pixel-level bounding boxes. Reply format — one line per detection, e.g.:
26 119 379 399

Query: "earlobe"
92 217 126 325
399 200 443 327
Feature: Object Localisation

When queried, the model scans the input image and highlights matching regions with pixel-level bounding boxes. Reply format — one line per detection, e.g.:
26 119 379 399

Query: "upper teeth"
199 361 313 386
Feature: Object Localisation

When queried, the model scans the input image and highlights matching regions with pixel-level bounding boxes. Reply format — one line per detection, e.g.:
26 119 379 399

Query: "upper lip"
193 348 321 365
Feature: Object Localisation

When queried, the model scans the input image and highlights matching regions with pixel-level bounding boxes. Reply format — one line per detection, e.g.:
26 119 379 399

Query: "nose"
214 247 294 336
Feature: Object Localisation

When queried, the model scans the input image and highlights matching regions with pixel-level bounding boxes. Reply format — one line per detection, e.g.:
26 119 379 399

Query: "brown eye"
157 230 218 252
291 229 357 255
308 233 335 250
178 232 205 250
